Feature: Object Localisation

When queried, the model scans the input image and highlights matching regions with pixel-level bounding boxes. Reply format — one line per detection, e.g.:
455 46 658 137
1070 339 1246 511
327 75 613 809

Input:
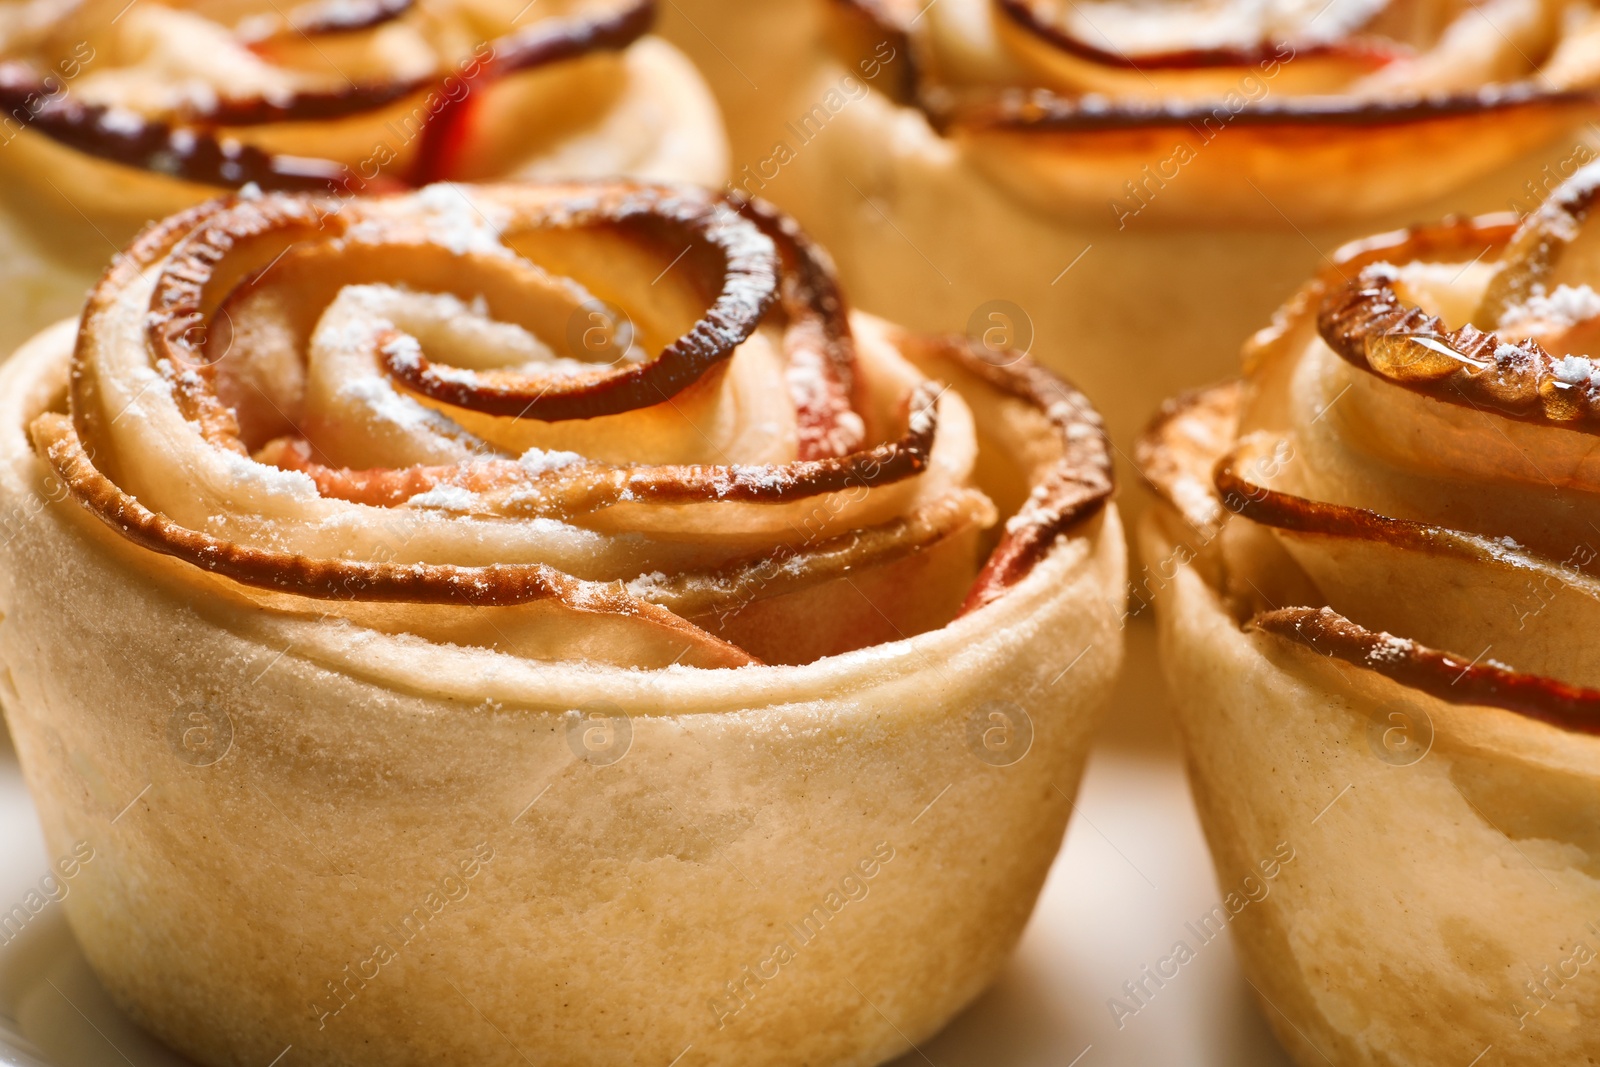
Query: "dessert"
660 0 1600 460
829 0 1600 222
1137 161 1600 1064
0 0 725 353
0 181 1126 1067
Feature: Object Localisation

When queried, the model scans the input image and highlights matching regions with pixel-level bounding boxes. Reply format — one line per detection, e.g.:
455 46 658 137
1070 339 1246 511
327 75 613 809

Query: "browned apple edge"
35 184 1114 652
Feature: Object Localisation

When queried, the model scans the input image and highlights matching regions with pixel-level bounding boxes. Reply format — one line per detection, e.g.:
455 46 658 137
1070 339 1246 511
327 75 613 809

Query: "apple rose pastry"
1136 163 1600 1064
744 0 1600 222
659 0 1600 472
0 0 725 354
0 181 1125 1067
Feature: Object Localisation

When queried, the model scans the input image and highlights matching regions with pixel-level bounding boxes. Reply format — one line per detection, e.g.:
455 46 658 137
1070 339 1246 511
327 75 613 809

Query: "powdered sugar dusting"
380 333 422 372
625 571 672 596
1365 633 1414 665
518 447 586 474
217 449 319 499
411 184 513 257
1500 283 1600 328
346 184 514 258
407 485 478 510
1552 355 1595 385
339 375 460 434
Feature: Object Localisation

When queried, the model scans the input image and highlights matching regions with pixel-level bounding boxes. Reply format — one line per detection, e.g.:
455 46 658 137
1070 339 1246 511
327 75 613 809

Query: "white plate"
0 625 1294 1067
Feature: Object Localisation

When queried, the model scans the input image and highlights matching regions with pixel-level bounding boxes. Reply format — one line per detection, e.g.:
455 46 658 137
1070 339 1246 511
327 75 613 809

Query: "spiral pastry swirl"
0 0 724 352
1137 163 1600 1064
0 0 688 188
826 0 1600 221
0 182 1125 1067
32 181 1112 669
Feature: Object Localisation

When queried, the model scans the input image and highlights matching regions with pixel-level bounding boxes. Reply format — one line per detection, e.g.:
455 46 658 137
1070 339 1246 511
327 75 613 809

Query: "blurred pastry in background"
1138 160 1600 1066
660 0 1600 474
0 0 726 352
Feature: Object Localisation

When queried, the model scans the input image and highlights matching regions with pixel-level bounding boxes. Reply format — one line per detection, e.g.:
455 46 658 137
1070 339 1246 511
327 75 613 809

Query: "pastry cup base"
1141 513 1600 1067
0 327 1128 1067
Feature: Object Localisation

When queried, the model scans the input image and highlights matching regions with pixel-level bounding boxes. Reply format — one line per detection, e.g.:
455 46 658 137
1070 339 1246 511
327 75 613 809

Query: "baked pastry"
833 0 1600 222
0 181 1126 1067
0 0 725 354
659 0 1600 455
1137 162 1600 1064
